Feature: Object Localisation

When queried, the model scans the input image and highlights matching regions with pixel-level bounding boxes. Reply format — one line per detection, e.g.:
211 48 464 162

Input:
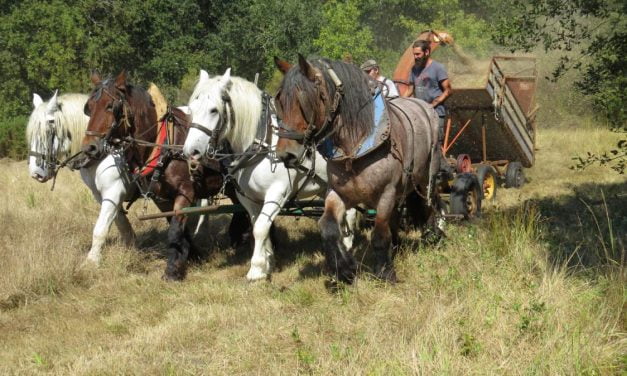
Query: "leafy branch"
572 126 627 174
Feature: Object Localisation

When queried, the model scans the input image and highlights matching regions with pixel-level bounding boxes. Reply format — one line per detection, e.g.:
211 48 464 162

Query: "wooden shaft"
443 117 452 152
482 122 487 163
138 204 245 220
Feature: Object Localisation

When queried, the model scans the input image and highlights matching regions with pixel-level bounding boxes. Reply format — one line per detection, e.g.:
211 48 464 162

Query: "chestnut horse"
81 71 248 280
274 56 441 284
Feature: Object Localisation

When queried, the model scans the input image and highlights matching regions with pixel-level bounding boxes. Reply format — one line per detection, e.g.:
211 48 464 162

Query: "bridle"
188 84 234 158
276 60 344 151
84 84 133 144
28 117 58 171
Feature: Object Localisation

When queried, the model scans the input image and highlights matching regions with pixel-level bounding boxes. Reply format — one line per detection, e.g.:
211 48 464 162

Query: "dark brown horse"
274 56 441 284
82 71 248 280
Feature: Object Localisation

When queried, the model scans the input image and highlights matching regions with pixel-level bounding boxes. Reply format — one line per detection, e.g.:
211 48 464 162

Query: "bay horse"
274 55 441 284
81 71 248 280
182 69 357 282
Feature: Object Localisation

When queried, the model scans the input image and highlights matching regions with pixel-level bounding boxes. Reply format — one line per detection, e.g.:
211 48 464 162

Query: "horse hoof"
162 271 184 282
84 254 101 266
375 266 397 284
334 268 356 285
246 268 270 282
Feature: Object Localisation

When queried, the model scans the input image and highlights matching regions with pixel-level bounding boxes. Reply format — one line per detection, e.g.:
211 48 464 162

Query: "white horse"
27 90 136 264
183 69 356 281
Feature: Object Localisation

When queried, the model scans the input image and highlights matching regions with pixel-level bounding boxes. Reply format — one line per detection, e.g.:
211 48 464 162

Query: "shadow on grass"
131 178 626 281
133 213 244 263
497 180 626 271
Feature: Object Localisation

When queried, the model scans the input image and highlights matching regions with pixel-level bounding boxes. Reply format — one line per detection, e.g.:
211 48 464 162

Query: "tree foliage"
493 0 625 174
493 0 626 125
313 0 373 63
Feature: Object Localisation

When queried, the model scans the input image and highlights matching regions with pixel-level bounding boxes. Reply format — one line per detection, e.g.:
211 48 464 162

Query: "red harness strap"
136 118 168 177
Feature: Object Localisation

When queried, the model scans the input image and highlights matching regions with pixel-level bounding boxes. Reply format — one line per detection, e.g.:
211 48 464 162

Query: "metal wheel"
450 173 482 219
505 161 525 188
475 164 497 200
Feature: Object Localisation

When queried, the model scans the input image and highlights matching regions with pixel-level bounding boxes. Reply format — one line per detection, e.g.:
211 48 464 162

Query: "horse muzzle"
81 142 105 162
276 147 304 169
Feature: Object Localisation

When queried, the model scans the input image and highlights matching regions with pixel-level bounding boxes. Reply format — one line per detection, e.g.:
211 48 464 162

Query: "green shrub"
0 116 28 160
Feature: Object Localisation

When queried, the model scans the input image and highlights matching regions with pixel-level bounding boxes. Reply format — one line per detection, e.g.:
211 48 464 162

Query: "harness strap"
189 123 215 138
388 101 418 201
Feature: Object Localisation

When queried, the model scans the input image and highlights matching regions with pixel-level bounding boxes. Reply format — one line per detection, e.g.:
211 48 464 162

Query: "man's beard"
415 57 427 67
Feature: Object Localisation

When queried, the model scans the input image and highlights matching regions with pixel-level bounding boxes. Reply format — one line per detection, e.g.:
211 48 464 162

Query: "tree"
493 0 626 174
203 0 322 86
0 0 90 118
313 0 374 63
493 0 626 125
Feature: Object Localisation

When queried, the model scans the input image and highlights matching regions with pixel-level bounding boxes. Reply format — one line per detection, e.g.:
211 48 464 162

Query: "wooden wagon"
393 32 539 217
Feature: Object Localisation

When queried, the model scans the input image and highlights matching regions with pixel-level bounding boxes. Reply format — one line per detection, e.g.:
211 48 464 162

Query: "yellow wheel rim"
482 173 496 200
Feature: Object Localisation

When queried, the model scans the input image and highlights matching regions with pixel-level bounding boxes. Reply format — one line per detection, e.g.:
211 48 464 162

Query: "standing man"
360 59 400 99
408 40 452 143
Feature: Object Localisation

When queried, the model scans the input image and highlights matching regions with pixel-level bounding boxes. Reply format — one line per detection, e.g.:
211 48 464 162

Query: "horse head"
27 90 75 182
273 54 340 167
183 68 234 162
82 71 137 158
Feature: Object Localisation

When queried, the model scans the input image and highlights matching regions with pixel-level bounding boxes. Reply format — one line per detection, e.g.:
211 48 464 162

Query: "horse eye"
210 108 218 114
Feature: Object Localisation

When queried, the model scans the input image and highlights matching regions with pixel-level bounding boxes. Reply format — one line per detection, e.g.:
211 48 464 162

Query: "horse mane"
281 58 374 151
190 74 262 153
26 93 90 156
147 83 167 120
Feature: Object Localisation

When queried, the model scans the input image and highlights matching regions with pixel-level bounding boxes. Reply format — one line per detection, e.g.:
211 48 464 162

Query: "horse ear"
90 70 102 85
298 53 316 82
199 69 209 84
46 90 59 112
222 68 231 82
274 56 292 74
114 70 128 92
33 93 43 108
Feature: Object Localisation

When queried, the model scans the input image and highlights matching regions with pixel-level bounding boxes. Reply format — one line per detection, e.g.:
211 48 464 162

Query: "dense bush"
0 116 28 160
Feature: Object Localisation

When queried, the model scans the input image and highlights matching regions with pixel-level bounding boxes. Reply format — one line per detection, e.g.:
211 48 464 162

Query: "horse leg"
319 191 357 284
242 194 282 282
114 212 135 247
228 210 252 248
85 183 126 265
422 195 445 244
372 187 398 283
193 198 209 236
342 208 358 252
163 193 194 281
390 207 401 251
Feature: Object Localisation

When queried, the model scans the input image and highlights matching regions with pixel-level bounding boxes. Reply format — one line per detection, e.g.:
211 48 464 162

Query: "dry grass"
0 124 625 374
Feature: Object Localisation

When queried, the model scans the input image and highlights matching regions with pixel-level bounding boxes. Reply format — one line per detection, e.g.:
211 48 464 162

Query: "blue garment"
317 89 387 160
409 61 448 117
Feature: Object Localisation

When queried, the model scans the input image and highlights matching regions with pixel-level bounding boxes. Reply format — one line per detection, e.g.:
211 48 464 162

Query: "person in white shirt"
360 59 400 99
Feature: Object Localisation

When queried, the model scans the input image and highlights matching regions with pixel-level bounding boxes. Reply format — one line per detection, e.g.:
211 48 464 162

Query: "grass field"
0 124 625 374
